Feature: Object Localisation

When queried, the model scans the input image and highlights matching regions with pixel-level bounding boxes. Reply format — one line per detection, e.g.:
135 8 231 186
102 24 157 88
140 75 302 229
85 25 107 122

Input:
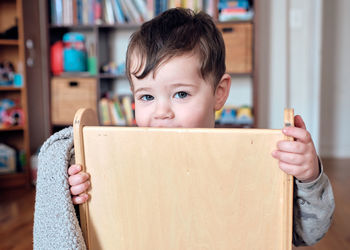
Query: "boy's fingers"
276 141 306 154
68 164 81 176
272 150 304 165
294 115 306 129
70 181 91 195
282 127 312 143
72 193 89 205
68 172 90 186
278 161 304 177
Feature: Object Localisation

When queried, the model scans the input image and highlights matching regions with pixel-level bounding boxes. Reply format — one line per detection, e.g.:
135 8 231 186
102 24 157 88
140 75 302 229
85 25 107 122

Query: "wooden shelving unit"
0 39 19 46
0 0 31 188
0 125 24 131
0 86 22 91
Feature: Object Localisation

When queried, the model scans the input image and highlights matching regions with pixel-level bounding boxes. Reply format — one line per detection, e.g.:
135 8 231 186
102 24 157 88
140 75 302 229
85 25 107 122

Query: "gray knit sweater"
33 127 334 249
33 127 86 250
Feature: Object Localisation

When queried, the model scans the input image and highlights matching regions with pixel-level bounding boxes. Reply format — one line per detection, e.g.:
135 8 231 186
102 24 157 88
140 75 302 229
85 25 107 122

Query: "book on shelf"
133 0 149 21
109 100 125 125
146 0 155 19
155 0 168 16
120 0 143 23
121 95 134 126
104 0 116 24
111 0 126 24
98 96 133 126
50 0 214 26
203 0 216 17
51 0 103 25
99 98 112 125
94 0 103 24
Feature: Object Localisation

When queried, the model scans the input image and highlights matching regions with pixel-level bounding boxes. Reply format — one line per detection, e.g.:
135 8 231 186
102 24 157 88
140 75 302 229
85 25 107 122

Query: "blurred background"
0 0 348 249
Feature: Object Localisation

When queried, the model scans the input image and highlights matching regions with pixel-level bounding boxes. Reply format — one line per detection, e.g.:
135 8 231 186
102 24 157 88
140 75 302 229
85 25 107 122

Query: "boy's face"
130 53 221 128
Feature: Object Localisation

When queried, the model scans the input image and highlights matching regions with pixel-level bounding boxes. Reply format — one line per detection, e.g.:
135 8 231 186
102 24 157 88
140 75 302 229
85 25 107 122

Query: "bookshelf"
46 0 257 130
0 0 31 188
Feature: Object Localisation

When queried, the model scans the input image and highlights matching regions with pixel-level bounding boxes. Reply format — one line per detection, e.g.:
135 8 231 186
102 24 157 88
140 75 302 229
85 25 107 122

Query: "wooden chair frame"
73 108 294 250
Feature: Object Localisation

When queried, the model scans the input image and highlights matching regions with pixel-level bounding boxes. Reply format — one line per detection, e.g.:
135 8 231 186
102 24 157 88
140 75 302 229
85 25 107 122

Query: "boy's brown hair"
126 8 226 90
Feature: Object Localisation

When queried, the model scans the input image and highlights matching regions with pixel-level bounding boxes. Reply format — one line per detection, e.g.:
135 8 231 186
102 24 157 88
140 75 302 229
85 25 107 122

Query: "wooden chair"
73 108 294 250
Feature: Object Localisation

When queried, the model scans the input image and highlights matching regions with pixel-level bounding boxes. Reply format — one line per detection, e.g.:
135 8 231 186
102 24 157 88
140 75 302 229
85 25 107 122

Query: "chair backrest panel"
78 126 292 250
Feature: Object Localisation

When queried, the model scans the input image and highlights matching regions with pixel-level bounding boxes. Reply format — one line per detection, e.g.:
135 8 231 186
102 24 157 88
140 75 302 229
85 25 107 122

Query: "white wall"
289 0 323 149
320 0 350 158
258 0 350 158
258 0 323 151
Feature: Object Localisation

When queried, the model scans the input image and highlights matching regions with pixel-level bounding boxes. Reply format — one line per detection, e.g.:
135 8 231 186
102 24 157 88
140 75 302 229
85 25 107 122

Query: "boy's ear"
214 73 231 111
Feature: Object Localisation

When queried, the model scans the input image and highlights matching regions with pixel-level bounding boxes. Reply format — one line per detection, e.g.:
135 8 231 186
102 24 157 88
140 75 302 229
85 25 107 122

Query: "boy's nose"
154 101 175 120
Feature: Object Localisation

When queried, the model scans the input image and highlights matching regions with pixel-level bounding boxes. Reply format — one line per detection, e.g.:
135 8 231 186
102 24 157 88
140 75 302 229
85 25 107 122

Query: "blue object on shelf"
13 74 22 87
220 108 237 124
63 32 87 72
0 81 12 86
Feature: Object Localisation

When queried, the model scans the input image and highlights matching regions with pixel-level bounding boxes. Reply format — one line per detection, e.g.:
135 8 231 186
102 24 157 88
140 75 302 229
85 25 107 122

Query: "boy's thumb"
294 115 306 129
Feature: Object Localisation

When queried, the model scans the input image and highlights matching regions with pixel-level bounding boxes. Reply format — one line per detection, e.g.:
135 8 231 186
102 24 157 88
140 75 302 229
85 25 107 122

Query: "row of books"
51 0 102 25
102 0 212 24
50 0 147 25
218 0 254 22
50 0 229 25
99 96 135 126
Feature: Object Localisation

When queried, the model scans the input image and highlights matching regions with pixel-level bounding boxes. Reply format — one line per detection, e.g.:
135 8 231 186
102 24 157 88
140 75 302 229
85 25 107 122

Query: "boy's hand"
68 164 90 204
272 115 320 183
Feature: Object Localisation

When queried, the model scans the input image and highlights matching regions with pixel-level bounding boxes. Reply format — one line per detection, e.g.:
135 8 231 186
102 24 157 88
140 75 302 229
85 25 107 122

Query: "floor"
294 158 350 250
0 158 349 249
0 187 35 250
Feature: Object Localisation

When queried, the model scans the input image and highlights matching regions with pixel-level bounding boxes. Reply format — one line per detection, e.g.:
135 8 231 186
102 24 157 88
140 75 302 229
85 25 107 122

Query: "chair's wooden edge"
73 108 99 249
283 108 294 250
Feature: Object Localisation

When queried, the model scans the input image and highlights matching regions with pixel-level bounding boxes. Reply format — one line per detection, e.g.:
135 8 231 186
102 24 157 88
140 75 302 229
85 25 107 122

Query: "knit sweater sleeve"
292 158 335 246
33 127 86 250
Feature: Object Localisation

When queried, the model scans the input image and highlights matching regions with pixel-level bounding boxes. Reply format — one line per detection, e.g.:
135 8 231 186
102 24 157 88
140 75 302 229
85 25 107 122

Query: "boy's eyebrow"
171 83 198 88
134 87 153 94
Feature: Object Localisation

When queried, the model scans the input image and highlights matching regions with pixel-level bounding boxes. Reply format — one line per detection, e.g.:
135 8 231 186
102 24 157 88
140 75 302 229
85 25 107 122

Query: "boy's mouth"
150 124 181 128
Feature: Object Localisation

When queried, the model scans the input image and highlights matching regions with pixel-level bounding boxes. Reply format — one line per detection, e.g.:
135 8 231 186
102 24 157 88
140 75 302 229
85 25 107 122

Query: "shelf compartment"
98 23 140 30
0 126 24 132
98 73 126 79
0 172 29 189
0 86 22 91
216 20 254 25
0 39 19 46
215 124 253 128
217 22 253 74
52 73 96 79
50 24 95 30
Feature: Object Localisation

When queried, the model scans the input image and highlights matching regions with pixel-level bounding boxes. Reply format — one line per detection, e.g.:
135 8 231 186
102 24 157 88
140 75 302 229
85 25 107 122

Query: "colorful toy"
63 32 87 72
220 107 237 124
51 41 64 75
0 143 16 173
2 107 24 127
0 61 15 85
236 106 253 125
101 62 126 75
0 99 23 128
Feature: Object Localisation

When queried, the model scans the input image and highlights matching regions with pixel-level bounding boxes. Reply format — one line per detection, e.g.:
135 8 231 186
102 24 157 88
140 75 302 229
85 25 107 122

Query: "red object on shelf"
2 107 24 127
50 41 64 75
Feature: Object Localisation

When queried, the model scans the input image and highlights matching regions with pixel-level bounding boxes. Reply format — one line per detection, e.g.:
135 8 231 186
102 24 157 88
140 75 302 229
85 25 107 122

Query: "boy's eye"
141 95 154 101
174 91 188 99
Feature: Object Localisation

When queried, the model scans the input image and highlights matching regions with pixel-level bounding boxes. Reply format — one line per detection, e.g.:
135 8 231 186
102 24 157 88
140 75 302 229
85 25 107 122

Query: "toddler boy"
68 8 334 246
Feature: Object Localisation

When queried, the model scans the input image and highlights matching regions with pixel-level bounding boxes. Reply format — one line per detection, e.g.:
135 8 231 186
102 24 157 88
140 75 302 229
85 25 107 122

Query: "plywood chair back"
73 108 294 250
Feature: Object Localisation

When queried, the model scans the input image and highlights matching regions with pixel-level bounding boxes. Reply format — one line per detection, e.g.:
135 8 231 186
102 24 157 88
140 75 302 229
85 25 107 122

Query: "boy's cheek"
134 106 150 127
